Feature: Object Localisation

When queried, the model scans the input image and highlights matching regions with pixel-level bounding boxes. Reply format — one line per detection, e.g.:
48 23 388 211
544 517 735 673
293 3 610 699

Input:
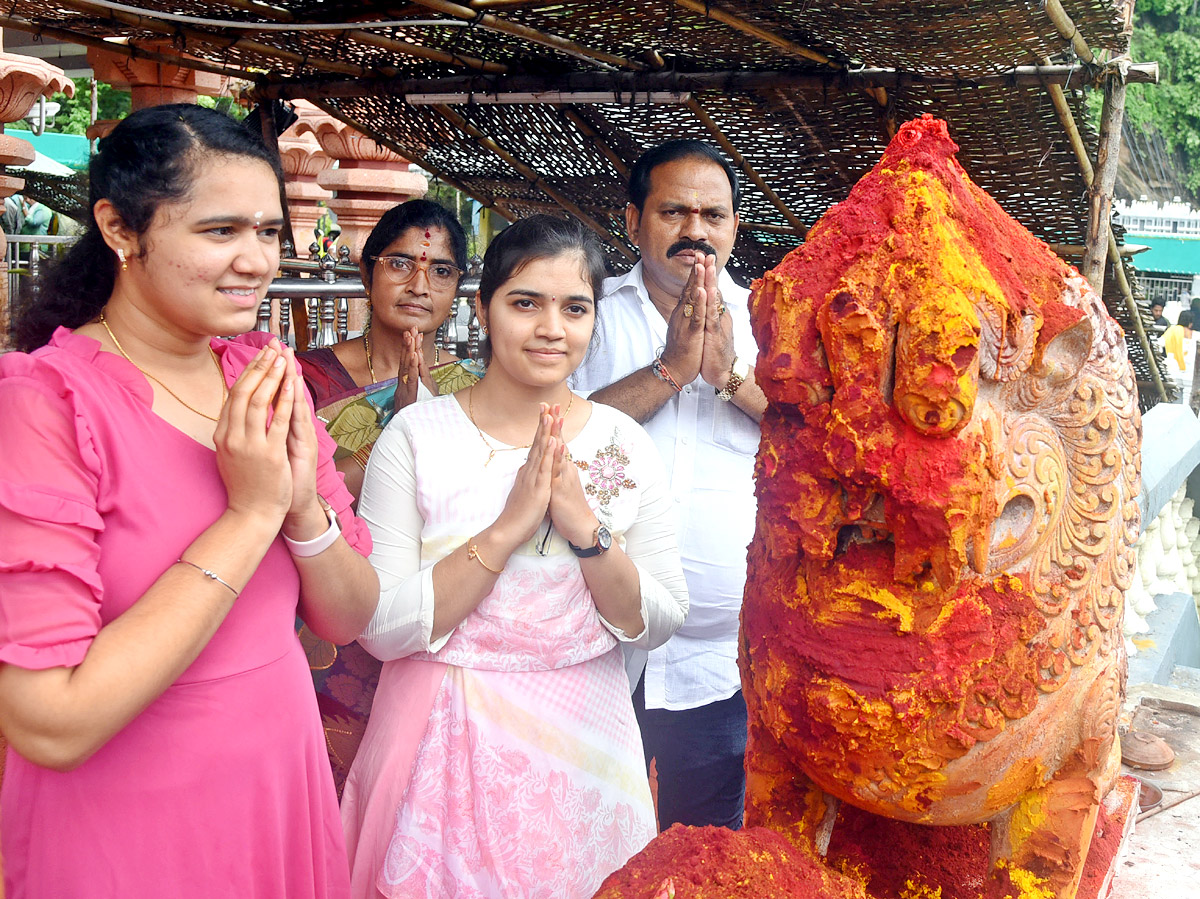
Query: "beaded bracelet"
177 558 239 597
651 355 683 392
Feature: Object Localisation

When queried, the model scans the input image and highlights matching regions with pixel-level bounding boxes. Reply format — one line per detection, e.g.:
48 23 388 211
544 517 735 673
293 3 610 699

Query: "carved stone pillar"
85 41 229 140
0 29 75 345
291 101 428 332
277 130 334 252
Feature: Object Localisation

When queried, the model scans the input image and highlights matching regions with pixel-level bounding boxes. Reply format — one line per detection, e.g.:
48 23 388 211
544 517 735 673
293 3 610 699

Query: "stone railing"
1125 402 1200 665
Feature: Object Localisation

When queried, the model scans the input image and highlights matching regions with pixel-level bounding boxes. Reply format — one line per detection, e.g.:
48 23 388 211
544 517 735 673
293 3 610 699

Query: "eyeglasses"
372 254 462 290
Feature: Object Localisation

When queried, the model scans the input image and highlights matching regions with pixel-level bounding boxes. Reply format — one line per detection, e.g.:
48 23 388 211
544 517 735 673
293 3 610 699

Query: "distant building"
1116 197 1200 307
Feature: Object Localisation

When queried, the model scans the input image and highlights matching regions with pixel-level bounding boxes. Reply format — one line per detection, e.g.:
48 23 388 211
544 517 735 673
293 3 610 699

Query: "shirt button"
681 437 689 445
684 385 692 394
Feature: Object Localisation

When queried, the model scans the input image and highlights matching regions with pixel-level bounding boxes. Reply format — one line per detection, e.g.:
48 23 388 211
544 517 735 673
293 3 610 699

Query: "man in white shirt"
572 140 767 829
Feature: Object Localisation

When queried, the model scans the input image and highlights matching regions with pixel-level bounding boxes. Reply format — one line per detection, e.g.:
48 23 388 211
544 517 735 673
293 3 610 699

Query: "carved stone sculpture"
740 115 1141 899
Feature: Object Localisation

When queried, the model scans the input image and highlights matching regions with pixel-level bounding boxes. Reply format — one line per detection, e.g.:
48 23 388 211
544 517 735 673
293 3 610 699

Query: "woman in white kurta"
342 215 689 899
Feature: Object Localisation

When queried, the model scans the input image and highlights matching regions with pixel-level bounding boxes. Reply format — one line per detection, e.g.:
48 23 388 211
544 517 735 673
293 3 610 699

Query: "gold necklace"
363 331 377 383
468 386 574 467
99 314 228 422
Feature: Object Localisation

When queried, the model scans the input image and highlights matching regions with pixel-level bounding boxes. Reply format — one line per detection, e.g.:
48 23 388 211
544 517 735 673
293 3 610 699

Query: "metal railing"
5 235 75 324
5 234 487 360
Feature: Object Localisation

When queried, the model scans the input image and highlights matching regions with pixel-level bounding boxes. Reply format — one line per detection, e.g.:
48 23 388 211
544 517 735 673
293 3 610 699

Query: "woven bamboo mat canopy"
4 0 1171 404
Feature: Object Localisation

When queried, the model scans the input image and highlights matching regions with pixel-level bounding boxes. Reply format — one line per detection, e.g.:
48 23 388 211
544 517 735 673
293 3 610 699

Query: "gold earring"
117 248 128 271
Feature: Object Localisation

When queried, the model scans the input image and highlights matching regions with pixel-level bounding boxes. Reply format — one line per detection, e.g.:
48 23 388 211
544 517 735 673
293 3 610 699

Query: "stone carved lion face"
743 116 1141 823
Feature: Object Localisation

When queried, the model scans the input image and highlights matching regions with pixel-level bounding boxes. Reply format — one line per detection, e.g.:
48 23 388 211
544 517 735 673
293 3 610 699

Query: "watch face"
596 525 613 551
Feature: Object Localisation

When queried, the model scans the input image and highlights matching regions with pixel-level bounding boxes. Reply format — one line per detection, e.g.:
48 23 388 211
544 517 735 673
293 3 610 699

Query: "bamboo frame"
559 107 630 180
1082 70 1126 292
408 0 643 71
686 97 809 234
1039 59 1167 403
201 0 505 73
1043 0 1095 63
673 0 835 68
307 98 503 214
252 62 1159 102
431 104 638 261
54 0 381 77
0 16 260 82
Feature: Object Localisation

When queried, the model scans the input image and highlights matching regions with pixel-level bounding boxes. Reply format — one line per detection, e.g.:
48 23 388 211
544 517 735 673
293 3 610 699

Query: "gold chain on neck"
366 330 443 387
98 313 228 423
467 385 574 467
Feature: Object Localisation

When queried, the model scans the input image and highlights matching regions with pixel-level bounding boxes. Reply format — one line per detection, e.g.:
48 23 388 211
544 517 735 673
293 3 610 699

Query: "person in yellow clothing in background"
1164 309 1193 370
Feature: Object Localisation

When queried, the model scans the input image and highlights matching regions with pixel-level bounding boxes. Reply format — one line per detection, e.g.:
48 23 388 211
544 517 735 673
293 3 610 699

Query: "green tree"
1126 1 1200 197
6 78 132 135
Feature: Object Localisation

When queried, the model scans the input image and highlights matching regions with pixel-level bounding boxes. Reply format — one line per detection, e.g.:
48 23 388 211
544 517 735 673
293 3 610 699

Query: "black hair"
12 103 284 352
627 139 740 213
359 199 468 293
477 215 607 314
1180 309 1194 328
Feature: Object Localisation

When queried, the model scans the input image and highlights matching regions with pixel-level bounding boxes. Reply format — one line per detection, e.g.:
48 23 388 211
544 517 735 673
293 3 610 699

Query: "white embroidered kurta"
342 396 688 899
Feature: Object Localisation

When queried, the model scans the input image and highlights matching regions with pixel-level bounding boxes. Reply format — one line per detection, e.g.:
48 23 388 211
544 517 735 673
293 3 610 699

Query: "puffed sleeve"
0 358 104 670
354 417 443 660
597 422 688 650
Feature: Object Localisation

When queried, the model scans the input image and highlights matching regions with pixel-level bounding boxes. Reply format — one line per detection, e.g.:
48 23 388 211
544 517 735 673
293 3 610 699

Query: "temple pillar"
85 42 229 140
291 100 428 332
0 28 75 346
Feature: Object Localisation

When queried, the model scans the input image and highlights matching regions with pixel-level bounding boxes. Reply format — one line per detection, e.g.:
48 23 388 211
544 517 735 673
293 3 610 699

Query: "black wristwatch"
569 524 612 558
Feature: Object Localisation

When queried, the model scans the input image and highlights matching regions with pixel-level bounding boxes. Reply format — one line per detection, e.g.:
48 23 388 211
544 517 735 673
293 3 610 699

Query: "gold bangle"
467 539 503 574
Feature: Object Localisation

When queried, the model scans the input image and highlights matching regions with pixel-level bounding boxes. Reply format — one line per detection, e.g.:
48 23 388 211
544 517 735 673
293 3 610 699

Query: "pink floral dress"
342 396 688 899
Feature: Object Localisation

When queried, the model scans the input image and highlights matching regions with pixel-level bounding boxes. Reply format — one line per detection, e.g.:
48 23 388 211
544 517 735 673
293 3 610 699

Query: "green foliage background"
1126 0 1200 197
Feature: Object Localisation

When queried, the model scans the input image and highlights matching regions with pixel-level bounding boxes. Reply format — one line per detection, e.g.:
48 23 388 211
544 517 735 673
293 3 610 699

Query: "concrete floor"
1109 681 1200 898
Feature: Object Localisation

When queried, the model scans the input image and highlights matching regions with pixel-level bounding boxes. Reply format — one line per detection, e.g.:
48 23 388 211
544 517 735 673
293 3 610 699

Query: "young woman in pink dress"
0 104 379 898
341 215 689 898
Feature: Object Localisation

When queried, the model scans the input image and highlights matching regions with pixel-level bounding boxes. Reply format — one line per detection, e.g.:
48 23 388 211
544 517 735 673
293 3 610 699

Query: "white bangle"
283 503 341 558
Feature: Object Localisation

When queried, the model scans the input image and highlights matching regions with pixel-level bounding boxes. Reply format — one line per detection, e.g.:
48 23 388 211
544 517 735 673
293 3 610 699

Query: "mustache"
667 239 718 259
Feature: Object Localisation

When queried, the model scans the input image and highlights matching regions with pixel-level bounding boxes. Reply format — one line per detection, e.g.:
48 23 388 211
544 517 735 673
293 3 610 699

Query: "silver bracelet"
177 558 239 597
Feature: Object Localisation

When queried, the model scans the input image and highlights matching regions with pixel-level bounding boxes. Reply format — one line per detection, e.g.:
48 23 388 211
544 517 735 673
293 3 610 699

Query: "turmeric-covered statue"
594 114 1141 899
741 114 1141 898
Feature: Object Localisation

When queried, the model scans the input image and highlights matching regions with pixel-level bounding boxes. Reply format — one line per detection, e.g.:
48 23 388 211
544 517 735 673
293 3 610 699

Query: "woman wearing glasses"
300 200 482 504
298 200 481 797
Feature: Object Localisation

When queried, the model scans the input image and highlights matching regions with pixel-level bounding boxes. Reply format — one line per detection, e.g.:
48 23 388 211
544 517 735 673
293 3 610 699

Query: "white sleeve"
596 425 688 649
355 418 451 660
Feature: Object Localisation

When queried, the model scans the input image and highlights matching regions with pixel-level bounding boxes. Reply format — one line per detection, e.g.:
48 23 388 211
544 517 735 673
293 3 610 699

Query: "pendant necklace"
467 386 574 467
99 313 228 422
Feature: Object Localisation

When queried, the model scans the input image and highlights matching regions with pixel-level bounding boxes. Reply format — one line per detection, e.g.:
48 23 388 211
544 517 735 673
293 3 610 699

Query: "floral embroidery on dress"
574 435 637 507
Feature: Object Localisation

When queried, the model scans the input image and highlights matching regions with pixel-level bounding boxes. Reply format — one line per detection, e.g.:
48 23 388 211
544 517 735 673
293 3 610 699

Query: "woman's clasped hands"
495 402 598 553
214 337 321 533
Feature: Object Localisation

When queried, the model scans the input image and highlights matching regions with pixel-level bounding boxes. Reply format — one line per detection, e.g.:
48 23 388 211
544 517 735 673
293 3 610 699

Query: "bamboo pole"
685 97 808 234
0 17 260 82
559 107 630 179
673 0 836 68
252 62 1159 102
53 0 375 77
1043 0 1095 63
408 0 643 70
432 104 637 261
201 0 505 73
1082 67 1127 293
1039 59 1167 403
